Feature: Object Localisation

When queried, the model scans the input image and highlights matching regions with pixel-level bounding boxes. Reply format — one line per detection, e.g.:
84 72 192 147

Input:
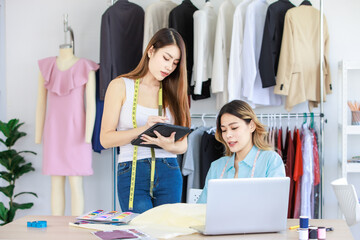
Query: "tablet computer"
131 123 191 149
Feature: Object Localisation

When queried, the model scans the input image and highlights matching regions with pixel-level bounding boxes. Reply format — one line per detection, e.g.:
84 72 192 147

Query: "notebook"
191 177 290 235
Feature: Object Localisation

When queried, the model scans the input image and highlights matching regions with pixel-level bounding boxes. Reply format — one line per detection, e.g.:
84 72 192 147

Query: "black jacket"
259 0 295 88
99 0 144 100
169 0 198 93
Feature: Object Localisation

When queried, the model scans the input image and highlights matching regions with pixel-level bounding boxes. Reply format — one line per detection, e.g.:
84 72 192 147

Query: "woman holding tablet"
197 100 285 203
100 28 190 213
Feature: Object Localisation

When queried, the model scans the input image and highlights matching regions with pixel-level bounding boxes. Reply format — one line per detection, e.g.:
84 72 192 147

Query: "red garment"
293 128 303 218
277 127 283 159
312 130 320 186
285 129 295 218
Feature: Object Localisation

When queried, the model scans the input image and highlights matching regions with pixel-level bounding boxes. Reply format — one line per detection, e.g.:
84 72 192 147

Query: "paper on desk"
70 203 206 239
129 203 206 239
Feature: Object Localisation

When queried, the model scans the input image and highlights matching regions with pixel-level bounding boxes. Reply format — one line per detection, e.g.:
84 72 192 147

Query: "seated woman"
197 100 285 203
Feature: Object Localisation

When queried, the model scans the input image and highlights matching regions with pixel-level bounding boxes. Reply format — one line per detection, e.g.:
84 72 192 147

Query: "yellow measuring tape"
129 79 162 210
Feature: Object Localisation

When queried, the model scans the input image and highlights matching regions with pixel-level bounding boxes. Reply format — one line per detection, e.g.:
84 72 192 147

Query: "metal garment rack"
191 113 325 119
110 0 117 212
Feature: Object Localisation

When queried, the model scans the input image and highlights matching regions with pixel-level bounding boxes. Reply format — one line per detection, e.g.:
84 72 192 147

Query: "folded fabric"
129 203 206 239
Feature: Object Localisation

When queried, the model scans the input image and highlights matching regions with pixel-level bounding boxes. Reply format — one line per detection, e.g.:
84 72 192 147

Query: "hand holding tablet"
131 123 191 149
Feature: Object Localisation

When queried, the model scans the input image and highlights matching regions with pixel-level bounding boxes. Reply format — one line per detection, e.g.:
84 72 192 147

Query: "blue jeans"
117 158 182 213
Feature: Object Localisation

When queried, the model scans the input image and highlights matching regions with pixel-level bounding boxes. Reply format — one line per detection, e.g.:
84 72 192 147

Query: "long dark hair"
120 28 190 128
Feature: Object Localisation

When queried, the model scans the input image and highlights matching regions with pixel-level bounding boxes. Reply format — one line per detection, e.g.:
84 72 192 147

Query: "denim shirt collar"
226 146 259 172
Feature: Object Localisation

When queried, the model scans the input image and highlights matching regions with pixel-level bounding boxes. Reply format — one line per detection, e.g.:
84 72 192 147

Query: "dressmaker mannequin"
35 47 96 216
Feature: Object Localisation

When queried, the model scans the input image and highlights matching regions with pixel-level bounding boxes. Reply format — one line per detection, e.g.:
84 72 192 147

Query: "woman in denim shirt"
197 100 285 203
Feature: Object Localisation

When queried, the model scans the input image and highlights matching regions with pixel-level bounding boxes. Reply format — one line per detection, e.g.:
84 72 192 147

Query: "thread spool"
318 226 326 240
309 226 318 240
300 216 309 229
298 228 309 240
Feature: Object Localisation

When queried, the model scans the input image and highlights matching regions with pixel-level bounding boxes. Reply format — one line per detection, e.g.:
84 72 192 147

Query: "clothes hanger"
303 113 307 125
201 113 206 127
279 113 282 129
310 112 314 129
287 113 290 129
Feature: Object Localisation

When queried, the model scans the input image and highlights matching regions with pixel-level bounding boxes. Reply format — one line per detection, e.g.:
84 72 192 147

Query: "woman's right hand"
145 116 169 129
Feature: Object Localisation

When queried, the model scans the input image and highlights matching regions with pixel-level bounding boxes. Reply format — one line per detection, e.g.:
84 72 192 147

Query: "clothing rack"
191 113 325 119
192 0 325 218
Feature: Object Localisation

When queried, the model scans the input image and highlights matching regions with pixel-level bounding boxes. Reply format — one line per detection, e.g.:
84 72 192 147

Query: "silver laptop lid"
205 177 290 235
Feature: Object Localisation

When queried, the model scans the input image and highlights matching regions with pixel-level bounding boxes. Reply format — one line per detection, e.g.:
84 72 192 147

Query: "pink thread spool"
318 226 326 240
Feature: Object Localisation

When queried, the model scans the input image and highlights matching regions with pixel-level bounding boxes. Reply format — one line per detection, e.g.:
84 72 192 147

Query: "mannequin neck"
56 48 79 71
58 47 75 60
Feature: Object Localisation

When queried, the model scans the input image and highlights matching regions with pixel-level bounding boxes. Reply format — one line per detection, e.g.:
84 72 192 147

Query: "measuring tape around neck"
129 78 163 210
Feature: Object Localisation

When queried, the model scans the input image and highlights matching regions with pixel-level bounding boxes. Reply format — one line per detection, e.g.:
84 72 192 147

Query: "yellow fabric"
130 203 206 238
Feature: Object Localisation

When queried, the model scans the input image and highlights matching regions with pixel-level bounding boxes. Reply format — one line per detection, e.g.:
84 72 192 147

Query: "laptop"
192 177 290 235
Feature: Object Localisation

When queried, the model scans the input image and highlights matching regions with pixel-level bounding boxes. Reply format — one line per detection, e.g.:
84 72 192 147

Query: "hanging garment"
192 2 217 98
274 1 332 111
211 0 235 109
241 0 282 107
92 68 105 153
259 0 295 88
300 123 314 218
182 126 210 197
293 128 303 218
169 0 198 94
38 57 99 175
276 127 283 159
199 131 225 188
99 0 144 100
227 0 253 102
143 0 177 51
284 128 295 218
311 128 320 218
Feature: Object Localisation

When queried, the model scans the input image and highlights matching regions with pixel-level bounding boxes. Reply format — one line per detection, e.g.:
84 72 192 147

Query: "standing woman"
197 100 285 203
100 28 190 213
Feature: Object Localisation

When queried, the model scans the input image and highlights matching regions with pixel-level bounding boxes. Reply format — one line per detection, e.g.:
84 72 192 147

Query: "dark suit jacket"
99 0 144 100
258 0 295 88
169 0 198 93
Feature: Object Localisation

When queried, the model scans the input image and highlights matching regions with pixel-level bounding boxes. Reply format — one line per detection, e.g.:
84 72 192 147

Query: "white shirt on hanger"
192 2 217 95
212 0 235 110
143 0 177 51
227 0 252 102
241 0 282 107
300 123 314 218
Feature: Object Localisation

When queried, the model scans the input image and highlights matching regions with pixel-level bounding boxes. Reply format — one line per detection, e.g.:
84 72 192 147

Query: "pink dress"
38 57 99 176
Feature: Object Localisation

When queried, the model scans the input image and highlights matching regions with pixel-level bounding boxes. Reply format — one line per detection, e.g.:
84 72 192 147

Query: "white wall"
0 0 5 122
2 0 360 237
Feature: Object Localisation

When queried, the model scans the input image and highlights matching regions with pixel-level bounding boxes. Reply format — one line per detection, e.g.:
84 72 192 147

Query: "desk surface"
0 215 354 240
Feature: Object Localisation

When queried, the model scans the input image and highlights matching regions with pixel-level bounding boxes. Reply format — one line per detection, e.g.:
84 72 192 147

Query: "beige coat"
274 5 332 111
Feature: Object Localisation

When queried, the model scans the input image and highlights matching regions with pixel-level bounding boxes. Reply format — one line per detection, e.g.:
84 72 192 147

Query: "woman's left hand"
140 131 176 151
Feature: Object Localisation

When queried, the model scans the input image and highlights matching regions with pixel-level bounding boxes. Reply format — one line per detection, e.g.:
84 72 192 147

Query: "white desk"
0 215 354 240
